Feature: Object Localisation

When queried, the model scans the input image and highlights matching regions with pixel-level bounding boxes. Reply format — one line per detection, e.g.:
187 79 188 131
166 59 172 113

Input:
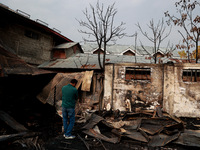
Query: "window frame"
24 30 39 40
125 67 151 81
182 69 200 82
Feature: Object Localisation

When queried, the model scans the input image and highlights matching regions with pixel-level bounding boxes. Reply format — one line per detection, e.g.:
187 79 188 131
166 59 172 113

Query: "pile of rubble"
1 104 200 150
76 108 200 149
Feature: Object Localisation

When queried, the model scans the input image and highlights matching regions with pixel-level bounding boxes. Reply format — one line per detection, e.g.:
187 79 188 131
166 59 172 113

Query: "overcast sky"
1 0 182 47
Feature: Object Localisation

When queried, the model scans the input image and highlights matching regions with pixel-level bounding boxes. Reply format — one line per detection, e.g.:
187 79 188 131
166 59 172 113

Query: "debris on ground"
1 101 200 150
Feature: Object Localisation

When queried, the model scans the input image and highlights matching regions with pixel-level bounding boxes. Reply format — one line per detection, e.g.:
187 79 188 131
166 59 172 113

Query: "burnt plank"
81 70 94 91
0 132 27 142
0 110 28 132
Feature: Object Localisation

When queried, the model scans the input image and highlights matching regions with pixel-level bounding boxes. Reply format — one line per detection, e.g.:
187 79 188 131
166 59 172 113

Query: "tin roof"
38 53 156 70
0 3 73 44
0 45 54 77
54 42 79 49
53 42 84 53
81 43 180 57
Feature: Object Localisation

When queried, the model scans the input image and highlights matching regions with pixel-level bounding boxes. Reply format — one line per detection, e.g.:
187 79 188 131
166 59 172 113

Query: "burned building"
104 63 163 112
0 4 83 149
104 62 200 118
164 63 200 118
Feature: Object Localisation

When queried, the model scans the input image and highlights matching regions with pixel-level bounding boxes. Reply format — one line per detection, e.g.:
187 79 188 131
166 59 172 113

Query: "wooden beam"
0 110 28 132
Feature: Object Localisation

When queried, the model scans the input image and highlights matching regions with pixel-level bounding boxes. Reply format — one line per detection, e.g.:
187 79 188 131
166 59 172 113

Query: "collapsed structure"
104 63 200 118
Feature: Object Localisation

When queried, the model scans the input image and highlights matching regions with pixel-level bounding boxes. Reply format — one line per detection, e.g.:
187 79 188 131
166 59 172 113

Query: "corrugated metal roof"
0 3 73 43
38 53 155 70
37 72 85 105
0 45 54 76
54 42 79 49
159 57 199 64
81 43 180 57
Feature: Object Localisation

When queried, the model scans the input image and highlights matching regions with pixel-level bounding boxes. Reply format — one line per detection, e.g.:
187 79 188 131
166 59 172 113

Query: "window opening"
25 30 39 40
182 69 200 82
125 67 151 80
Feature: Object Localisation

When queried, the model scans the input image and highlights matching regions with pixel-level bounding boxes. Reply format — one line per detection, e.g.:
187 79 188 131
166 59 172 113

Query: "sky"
1 0 182 47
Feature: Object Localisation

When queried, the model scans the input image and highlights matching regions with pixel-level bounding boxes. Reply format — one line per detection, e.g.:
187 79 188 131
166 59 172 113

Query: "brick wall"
0 23 53 65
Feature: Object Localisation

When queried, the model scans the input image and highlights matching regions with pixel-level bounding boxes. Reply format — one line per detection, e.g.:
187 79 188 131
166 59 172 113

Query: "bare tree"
133 32 138 63
136 19 171 63
165 0 200 63
164 41 177 58
176 31 195 62
77 1 126 70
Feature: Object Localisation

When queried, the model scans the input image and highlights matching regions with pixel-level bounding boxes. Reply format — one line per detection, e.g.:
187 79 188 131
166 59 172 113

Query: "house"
0 3 83 65
104 62 200 118
0 43 56 109
120 48 136 56
92 48 110 55
0 3 84 120
52 42 83 60
81 43 180 58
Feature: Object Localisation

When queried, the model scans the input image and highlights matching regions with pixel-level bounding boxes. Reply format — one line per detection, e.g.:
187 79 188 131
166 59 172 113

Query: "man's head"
70 79 78 87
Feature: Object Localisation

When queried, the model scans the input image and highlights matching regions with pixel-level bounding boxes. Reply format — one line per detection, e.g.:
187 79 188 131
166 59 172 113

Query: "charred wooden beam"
0 110 28 132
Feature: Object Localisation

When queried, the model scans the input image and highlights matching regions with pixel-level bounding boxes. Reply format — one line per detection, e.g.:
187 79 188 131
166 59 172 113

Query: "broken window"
24 30 39 40
125 67 151 80
182 69 200 82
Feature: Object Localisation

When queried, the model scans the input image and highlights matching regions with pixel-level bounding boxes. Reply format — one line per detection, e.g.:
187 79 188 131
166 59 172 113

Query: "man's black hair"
71 79 78 84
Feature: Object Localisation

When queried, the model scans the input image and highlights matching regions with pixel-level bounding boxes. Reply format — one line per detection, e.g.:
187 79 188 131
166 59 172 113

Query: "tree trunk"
98 46 103 69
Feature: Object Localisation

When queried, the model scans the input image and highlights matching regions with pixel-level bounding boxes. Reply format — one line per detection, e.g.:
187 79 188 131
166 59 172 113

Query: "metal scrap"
173 130 200 147
80 110 193 148
83 129 119 144
77 134 90 150
82 114 104 130
148 132 180 147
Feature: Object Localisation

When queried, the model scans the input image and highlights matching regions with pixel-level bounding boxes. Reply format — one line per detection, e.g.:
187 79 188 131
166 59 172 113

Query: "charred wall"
104 63 163 112
163 63 200 117
105 63 200 117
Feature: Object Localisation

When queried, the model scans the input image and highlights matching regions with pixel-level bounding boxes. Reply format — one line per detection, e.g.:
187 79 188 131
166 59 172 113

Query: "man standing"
62 79 78 139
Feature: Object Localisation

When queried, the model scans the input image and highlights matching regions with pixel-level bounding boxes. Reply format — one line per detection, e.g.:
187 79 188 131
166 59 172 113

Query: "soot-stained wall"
104 63 163 112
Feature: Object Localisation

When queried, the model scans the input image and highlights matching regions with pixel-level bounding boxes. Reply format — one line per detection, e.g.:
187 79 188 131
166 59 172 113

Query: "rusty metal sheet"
173 130 200 147
81 70 94 91
123 119 142 130
148 132 180 147
82 114 104 130
125 130 148 143
138 118 177 135
37 72 85 105
83 129 119 144
139 124 164 135
0 46 53 77
163 122 184 135
139 119 165 135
